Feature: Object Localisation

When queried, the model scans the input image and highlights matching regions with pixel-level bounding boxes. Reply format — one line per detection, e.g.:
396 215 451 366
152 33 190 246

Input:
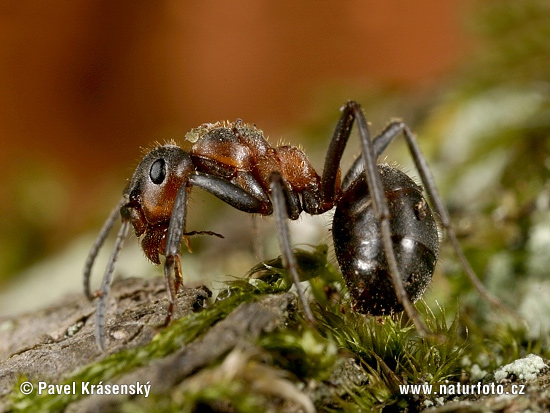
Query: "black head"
120 145 194 263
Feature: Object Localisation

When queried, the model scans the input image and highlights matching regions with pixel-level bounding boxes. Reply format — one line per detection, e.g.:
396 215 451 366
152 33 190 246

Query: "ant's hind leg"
349 103 435 337
341 121 409 192
359 118 515 317
395 123 515 315
319 101 433 335
270 172 316 325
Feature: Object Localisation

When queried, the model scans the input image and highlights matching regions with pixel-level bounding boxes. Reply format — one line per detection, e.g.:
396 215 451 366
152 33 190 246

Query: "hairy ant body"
85 101 504 351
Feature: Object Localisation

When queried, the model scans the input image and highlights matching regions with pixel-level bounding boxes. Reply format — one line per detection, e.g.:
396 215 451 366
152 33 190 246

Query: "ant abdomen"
333 164 440 315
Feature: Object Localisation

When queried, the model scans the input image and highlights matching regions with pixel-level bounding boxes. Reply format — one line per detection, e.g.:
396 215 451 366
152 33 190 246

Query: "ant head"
121 144 193 263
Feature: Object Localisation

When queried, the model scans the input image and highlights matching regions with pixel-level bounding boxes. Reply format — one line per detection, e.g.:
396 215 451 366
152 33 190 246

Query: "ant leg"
351 117 513 316
319 101 432 334
341 122 404 192
163 253 182 325
164 173 275 325
386 122 512 313
270 172 316 325
83 197 126 300
163 183 189 324
349 103 433 337
95 219 130 351
321 103 403 204
190 173 273 215
320 103 356 204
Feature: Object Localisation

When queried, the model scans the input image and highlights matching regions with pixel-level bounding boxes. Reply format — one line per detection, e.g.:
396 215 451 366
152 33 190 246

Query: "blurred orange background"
0 1 473 293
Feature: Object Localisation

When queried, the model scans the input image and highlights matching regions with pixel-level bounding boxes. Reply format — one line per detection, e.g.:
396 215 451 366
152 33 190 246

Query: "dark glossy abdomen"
333 164 439 315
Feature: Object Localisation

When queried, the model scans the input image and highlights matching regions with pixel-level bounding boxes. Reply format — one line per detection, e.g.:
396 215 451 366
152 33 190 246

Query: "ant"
84 101 506 351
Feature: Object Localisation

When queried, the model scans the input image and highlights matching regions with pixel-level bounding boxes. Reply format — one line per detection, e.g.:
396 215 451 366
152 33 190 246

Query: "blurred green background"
0 0 548 345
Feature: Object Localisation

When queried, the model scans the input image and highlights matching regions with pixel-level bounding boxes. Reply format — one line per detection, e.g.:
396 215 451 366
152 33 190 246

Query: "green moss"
10 238 547 412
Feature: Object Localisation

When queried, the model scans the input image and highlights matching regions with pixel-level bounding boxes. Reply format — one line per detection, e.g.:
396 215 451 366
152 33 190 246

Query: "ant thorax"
186 120 321 196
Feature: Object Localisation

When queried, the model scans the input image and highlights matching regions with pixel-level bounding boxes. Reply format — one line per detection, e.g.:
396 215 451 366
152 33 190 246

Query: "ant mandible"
84 101 504 351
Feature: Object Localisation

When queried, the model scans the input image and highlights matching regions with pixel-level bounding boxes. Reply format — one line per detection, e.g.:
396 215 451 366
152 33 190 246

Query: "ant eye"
149 158 166 184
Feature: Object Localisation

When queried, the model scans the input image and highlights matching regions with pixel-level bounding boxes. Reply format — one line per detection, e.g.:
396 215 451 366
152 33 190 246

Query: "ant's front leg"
163 253 183 325
163 173 275 324
95 219 131 351
163 183 190 325
83 197 127 301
